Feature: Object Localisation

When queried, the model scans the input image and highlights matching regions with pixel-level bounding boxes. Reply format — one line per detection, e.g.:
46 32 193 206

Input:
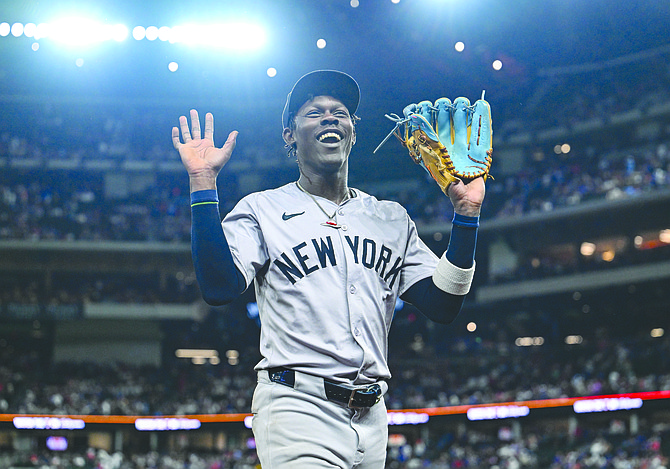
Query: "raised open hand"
172 110 237 190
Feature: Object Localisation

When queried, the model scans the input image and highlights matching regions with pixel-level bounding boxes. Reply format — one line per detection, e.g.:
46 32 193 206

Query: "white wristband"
432 254 475 295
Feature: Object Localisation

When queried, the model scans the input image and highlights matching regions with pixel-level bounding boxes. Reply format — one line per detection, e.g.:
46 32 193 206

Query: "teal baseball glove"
376 93 493 194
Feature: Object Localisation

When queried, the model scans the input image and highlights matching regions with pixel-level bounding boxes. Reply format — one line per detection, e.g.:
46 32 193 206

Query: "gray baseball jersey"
222 182 438 385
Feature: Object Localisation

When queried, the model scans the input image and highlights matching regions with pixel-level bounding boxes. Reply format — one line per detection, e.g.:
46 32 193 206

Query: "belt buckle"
347 388 362 409
347 384 382 409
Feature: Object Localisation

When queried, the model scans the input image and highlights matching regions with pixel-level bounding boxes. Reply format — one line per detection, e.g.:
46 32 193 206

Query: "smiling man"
172 70 486 468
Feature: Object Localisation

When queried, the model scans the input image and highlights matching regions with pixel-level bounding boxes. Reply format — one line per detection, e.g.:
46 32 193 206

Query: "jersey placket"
334 203 375 381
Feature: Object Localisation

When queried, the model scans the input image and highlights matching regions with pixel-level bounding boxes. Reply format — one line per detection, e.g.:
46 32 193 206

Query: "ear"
283 127 295 148
351 126 356 146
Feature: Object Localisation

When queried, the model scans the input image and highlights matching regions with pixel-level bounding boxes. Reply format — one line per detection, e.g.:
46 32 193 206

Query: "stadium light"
23 23 37 38
132 26 146 40
35 23 49 40
1 18 266 52
167 23 267 50
145 26 159 41
158 26 171 42
37 18 129 45
11 22 24 37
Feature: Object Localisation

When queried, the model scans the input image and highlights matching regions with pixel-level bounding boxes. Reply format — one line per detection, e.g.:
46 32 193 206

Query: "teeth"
318 132 342 142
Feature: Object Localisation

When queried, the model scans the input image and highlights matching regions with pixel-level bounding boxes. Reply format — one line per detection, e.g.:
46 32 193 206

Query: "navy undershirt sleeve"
190 190 246 305
401 213 479 324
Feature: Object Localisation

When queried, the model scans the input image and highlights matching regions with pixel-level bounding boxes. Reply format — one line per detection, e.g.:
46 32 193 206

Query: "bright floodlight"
40 18 129 45
158 26 171 42
23 23 37 38
455 41 465 52
145 26 159 41
267 67 277 77
133 26 146 40
168 23 266 50
316 38 326 49
34 23 49 40
0 23 9 37
11 23 24 37
110 24 128 42
168 61 178 72
492 59 503 70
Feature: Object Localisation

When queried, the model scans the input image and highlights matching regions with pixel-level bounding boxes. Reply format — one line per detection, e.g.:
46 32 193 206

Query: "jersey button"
354 328 360 336
338 209 345 216
349 285 356 294
341 225 348 231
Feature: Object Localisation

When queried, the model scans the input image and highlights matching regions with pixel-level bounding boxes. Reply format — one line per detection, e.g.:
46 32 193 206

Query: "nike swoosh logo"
282 211 305 221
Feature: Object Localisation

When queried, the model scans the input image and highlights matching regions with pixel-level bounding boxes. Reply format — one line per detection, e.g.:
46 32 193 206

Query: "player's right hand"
172 110 237 185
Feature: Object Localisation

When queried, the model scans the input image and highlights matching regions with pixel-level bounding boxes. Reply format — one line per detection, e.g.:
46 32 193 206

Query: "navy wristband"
452 213 480 228
446 213 479 269
191 189 219 207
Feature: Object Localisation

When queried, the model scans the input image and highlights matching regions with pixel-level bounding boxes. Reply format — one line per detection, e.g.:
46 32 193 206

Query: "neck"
297 173 350 204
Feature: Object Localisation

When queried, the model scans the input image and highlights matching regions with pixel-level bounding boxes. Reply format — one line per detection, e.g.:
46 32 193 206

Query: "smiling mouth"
318 132 343 143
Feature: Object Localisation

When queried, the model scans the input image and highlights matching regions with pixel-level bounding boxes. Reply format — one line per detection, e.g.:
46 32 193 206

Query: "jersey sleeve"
221 194 269 288
397 213 440 296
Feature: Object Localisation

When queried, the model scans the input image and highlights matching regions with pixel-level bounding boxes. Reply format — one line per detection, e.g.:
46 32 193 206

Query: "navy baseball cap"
282 70 360 129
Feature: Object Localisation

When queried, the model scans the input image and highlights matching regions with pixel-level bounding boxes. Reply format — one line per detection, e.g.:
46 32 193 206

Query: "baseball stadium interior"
1 0 670 467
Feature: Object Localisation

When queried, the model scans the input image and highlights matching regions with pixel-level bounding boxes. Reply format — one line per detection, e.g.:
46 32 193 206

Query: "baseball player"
172 70 486 468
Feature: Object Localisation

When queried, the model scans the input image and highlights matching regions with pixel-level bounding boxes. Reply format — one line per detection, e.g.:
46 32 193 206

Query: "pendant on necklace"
321 218 341 229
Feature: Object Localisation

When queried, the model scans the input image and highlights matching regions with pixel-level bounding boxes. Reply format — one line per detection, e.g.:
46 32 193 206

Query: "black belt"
267 367 382 409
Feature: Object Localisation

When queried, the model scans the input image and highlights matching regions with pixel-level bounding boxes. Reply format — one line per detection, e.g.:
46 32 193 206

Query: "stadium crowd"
1 137 668 242
0 423 667 468
385 427 669 469
2 136 668 306
1 326 668 416
2 55 670 243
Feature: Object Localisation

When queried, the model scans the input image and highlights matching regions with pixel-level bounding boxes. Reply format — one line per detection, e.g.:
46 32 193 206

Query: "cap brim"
282 70 360 129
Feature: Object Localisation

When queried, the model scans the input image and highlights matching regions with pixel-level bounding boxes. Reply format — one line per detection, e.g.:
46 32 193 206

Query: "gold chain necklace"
296 181 351 229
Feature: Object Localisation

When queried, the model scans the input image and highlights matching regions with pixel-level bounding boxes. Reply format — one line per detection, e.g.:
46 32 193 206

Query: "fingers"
171 126 182 149
179 115 192 143
190 109 201 140
173 110 208 148
204 113 214 141
173 111 226 152
223 130 238 154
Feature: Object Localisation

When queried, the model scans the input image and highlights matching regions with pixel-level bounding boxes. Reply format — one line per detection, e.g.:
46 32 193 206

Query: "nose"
320 112 339 125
